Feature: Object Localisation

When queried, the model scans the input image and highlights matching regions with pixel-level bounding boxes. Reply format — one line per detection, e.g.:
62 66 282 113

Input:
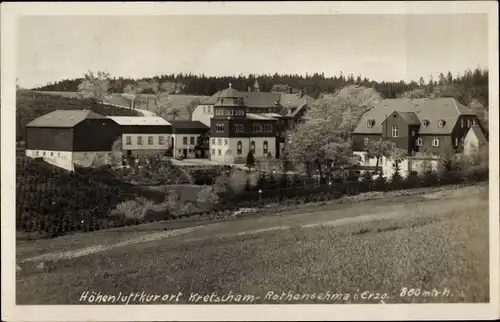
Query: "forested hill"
32 68 488 107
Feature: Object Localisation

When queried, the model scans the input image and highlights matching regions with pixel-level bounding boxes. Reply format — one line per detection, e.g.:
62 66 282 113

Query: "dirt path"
17 184 486 267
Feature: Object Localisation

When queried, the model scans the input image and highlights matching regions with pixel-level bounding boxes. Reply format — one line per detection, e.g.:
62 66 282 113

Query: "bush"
421 171 439 187
404 171 421 189
373 175 387 191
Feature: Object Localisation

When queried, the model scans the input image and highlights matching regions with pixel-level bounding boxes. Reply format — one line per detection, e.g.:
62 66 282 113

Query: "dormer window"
438 120 445 128
422 120 429 127
367 119 375 128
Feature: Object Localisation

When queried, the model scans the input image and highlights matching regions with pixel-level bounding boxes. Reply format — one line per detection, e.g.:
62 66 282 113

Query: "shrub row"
216 168 489 210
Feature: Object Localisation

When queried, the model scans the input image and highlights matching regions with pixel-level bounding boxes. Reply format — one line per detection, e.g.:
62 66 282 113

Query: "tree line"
32 68 488 106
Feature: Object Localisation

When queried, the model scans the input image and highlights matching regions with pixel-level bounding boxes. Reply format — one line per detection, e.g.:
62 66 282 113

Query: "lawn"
16 184 489 304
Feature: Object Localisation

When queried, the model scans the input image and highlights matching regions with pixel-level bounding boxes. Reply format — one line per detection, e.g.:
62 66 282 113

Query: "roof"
200 88 282 108
240 92 282 108
169 120 209 130
395 111 420 125
25 110 107 128
354 98 476 135
200 90 223 105
245 113 280 121
108 116 171 126
467 125 488 143
218 84 241 99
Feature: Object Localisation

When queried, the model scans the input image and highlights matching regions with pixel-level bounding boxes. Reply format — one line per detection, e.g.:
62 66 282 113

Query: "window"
190 137 195 145
43 151 46 156
51 152 54 156
208 106 211 113
438 120 445 128
148 136 153 145
461 119 464 128
455 137 459 146
137 136 143 145
265 124 273 132
217 149 221 156
203 106 206 113
422 120 429 127
224 139 228 145
250 141 256 153
35 151 39 156
252 123 262 132
235 124 244 132
367 120 375 128
364 137 370 146
218 138 222 145
432 137 440 147
263 141 268 154
183 137 188 145
237 141 243 155
159 136 165 145
126 136 132 145
467 119 471 127
212 149 215 155
215 123 225 133
391 126 399 137
416 137 423 146
212 138 215 145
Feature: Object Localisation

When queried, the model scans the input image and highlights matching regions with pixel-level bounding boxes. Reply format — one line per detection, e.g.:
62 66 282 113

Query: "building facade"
352 98 485 177
25 110 122 171
208 84 283 164
108 116 172 158
169 120 210 159
191 83 313 164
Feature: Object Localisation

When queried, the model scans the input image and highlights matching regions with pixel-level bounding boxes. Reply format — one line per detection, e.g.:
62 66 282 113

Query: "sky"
17 14 489 89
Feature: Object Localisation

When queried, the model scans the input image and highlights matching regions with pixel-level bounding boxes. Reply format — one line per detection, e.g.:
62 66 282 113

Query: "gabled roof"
169 120 209 130
394 111 420 125
467 125 488 143
25 110 107 128
108 116 171 126
354 98 476 135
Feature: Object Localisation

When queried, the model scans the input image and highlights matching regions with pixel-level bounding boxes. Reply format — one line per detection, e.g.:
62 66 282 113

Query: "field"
15 156 166 238
16 183 489 304
16 91 141 141
33 91 210 120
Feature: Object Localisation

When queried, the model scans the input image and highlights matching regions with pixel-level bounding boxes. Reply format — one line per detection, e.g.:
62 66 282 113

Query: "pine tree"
245 151 255 169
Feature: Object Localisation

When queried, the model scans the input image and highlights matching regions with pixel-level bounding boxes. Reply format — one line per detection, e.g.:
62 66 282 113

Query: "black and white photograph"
1 1 498 321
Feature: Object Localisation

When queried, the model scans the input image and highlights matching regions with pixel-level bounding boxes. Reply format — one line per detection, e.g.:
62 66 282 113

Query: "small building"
195 132 210 159
25 110 122 171
169 120 210 159
463 124 488 157
108 116 172 158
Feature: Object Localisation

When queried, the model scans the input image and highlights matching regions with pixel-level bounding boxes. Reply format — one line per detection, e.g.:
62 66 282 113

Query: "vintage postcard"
1 1 499 321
